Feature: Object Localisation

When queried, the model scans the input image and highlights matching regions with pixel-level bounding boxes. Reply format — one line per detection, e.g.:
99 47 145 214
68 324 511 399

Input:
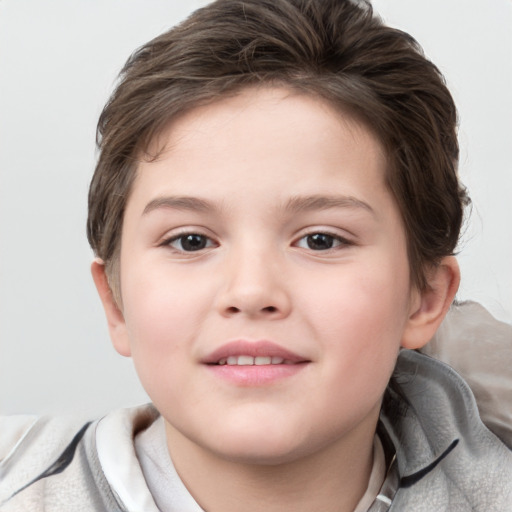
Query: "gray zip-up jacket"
1 349 512 511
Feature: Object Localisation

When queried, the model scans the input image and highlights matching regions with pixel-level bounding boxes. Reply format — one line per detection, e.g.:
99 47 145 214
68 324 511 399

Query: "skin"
92 87 460 512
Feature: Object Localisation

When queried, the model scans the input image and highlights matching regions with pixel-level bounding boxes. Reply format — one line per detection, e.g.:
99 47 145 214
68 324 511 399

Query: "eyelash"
294 231 353 252
161 230 353 254
162 231 217 253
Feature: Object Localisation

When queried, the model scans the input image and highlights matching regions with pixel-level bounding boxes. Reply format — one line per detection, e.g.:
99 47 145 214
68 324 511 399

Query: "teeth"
237 355 254 366
220 355 290 366
255 356 271 365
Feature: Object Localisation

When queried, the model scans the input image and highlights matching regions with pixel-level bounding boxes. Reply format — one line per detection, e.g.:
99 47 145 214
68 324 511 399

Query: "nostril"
222 304 282 316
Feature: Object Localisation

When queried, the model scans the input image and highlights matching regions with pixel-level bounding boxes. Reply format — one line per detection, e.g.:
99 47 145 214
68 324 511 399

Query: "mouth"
215 355 298 366
203 340 310 385
203 340 309 366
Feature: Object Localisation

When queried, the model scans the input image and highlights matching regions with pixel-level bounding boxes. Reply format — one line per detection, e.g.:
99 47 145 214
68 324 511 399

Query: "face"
114 87 420 465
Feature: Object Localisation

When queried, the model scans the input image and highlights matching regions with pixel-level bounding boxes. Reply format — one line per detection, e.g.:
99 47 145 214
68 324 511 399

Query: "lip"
202 340 310 386
202 340 308 365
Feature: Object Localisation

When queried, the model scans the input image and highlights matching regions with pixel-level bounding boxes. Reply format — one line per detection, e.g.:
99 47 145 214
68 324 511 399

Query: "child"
1 0 511 510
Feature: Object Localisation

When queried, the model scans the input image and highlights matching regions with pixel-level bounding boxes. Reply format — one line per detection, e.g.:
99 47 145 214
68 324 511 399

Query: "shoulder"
382 350 512 511
0 415 39 465
0 404 159 512
0 412 97 510
421 300 512 447
0 414 89 487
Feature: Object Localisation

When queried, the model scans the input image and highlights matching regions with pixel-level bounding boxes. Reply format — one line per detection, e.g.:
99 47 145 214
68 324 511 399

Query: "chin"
203 428 317 467
214 444 307 467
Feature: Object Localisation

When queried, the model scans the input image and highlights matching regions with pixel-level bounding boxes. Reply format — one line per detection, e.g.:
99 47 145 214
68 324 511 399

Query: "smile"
203 340 308 366
217 356 295 366
203 340 309 385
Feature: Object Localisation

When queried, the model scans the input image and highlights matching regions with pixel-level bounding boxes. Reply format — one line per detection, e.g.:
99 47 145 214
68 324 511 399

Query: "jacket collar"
380 349 477 482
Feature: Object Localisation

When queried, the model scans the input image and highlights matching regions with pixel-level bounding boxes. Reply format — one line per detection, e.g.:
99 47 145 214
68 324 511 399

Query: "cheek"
119 266 207 385
122 295 200 414
305 258 410 333
300 256 411 383
122 256 209 336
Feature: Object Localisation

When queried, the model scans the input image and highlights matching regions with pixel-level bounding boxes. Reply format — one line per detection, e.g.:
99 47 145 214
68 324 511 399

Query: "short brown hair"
87 0 469 298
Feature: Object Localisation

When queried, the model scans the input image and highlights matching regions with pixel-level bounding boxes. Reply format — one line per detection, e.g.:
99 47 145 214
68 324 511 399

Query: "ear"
91 259 132 357
401 256 460 350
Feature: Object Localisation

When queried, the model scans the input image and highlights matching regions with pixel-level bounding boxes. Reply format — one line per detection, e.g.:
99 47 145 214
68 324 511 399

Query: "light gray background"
1 0 511 416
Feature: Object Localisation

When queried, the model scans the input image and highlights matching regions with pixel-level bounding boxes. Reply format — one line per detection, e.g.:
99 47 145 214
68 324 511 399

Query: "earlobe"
401 256 461 350
91 259 132 357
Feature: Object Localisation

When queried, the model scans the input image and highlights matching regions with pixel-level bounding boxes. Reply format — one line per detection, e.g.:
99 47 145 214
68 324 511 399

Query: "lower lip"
205 363 308 386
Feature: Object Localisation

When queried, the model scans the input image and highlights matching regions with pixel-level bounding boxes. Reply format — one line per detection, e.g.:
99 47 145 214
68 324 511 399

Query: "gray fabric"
1 350 511 511
422 300 512 447
382 350 512 511
0 418 123 511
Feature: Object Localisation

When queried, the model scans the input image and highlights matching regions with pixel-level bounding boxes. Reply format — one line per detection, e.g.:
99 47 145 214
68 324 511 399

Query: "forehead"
133 87 389 201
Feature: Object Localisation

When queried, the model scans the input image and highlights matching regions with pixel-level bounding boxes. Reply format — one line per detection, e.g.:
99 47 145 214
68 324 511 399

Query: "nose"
215 248 292 320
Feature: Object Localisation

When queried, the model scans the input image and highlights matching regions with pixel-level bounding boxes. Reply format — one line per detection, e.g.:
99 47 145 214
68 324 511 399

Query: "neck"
165 412 379 512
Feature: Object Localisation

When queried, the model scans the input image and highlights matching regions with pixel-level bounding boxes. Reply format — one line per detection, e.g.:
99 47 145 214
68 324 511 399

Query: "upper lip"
202 340 308 364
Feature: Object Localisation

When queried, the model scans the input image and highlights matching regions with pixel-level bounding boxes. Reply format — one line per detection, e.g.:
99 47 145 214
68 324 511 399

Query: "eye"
295 232 350 251
167 233 215 252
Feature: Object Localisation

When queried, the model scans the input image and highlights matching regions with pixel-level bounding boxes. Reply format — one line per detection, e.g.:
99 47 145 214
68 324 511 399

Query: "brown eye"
305 233 335 250
169 234 212 252
295 232 351 251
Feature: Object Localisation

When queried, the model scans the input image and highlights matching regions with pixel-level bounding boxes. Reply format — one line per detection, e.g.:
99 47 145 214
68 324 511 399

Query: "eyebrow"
284 195 375 216
143 196 214 215
142 194 375 216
